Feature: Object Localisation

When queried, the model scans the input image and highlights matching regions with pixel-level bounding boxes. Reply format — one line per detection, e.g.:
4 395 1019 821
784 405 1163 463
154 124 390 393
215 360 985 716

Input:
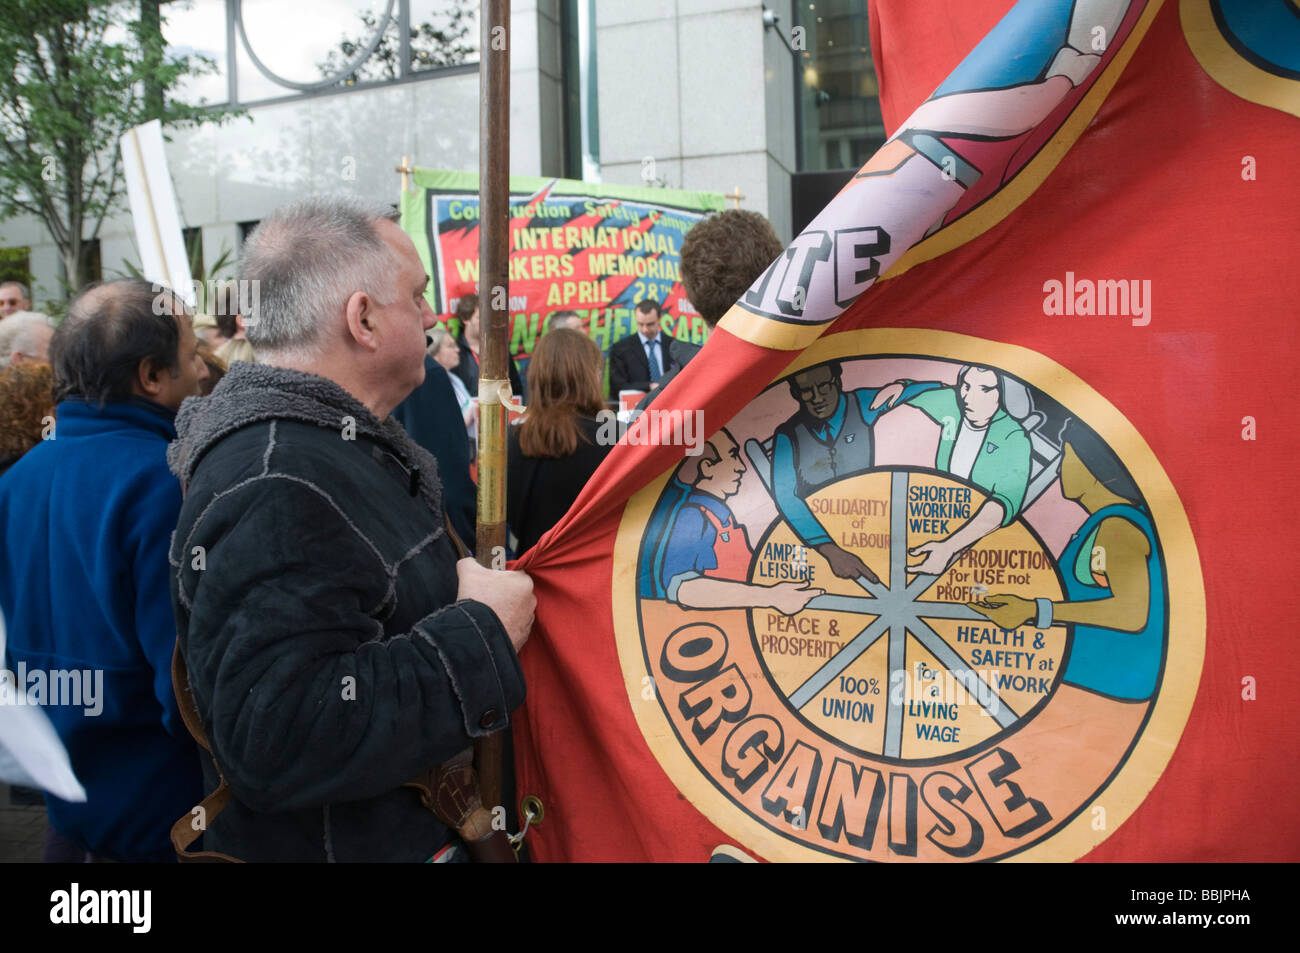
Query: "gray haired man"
0 310 55 367
0 280 31 317
167 196 534 862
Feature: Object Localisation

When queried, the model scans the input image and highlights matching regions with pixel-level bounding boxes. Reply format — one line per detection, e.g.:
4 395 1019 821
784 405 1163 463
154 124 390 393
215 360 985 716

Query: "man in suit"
608 299 687 399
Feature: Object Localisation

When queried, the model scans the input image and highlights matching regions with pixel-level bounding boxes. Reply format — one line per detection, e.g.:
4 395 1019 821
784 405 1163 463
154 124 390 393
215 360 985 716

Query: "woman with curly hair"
0 361 55 476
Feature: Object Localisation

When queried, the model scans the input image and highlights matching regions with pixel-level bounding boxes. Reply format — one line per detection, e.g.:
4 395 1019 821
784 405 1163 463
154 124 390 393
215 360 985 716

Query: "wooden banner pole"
474 0 511 826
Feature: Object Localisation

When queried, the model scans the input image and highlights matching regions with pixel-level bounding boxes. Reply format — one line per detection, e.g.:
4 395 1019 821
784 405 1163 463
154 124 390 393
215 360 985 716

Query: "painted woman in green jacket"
875 365 1031 575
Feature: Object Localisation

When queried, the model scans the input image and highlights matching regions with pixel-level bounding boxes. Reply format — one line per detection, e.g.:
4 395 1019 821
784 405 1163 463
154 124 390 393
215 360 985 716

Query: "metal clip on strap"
509 795 544 852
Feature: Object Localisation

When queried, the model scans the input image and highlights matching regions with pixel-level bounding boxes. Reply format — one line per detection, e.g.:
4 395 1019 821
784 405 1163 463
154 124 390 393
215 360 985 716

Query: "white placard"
0 612 86 801
120 119 195 306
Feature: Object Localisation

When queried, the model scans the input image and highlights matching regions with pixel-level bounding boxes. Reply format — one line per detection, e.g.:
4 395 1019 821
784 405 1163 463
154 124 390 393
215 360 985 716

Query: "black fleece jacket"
167 362 524 862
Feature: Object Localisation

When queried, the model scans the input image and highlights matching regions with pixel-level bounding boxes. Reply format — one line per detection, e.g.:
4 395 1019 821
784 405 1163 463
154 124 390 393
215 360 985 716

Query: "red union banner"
510 0 1300 862
399 169 725 366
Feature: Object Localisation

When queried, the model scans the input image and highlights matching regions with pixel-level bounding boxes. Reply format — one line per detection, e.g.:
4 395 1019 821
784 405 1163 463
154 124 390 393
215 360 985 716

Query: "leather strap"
403 749 516 862
445 515 471 559
170 644 242 863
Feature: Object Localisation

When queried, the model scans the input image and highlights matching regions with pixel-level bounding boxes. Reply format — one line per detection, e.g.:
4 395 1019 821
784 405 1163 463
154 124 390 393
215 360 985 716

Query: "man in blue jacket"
0 279 208 861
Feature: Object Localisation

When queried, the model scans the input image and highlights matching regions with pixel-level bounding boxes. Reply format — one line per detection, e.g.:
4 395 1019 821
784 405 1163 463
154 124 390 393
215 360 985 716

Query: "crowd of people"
0 201 781 862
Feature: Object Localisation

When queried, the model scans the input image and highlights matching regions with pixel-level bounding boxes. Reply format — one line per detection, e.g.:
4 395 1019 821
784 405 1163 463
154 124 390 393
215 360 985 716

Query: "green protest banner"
400 169 725 368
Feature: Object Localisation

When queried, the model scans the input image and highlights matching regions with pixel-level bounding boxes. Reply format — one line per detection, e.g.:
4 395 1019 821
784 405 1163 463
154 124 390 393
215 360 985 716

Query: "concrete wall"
594 0 797 242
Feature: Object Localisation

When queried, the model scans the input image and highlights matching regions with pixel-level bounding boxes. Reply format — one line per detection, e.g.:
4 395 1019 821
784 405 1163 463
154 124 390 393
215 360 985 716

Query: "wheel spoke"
754 465 1044 756
882 622 909 759
890 471 909 591
788 614 891 710
850 573 891 600
909 600 988 621
906 617 1019 727
904 571 940 599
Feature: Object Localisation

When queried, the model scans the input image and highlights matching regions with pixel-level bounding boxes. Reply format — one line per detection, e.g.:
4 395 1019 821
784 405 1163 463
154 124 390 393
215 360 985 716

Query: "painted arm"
676 577 823 617
772 431 831 546
967 517 1151 632
908 500 1005 576
1049 519 1151 632
869 379 944 415
904 76 1076 140
985 433 1031 526
903 0 1133 139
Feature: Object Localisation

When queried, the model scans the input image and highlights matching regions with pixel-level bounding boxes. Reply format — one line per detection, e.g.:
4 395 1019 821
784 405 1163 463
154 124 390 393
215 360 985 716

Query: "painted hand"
765 583 825 616
967 593 1035 630
817 542 880 584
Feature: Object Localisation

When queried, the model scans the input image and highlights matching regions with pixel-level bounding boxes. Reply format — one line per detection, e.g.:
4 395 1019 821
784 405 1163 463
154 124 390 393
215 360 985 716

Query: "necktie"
647 339 662 383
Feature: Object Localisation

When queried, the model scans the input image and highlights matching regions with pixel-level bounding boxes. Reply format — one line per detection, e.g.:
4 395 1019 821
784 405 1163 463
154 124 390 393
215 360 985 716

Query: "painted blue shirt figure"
772 366 938 546
640 435 752 601
658 490 750 601
638 430 822 616
766 362 935 583
639 476 693 600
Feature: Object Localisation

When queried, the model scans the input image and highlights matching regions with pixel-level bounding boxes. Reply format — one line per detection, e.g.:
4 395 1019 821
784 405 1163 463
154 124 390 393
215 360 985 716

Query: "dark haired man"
451 291 524 402
771 362 937 581
0 278 207 862
609 299 688 399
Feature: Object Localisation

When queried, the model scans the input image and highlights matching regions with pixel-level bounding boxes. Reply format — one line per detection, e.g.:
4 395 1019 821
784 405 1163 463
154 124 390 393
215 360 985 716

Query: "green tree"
0 0 241 296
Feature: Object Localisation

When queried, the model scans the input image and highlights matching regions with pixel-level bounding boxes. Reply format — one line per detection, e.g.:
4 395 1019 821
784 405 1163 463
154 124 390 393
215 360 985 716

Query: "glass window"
233 24 282 103
238 0 391 90
184 227 205 282
795 0 884 172
408 0 479 72
314 3 402 84
162 0 229 106
0 247 32 290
